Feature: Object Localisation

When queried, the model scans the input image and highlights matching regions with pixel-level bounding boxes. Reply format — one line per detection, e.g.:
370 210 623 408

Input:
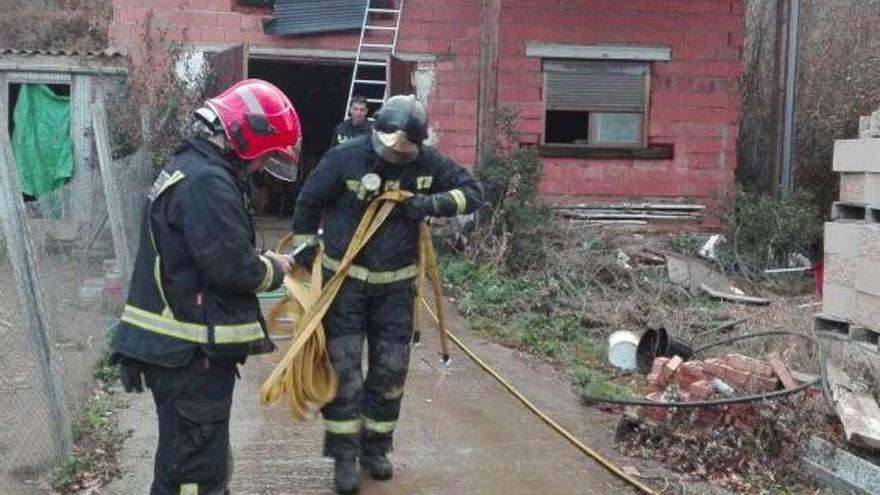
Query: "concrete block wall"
824 133 880 329
823 221 859 321
834 139 880 206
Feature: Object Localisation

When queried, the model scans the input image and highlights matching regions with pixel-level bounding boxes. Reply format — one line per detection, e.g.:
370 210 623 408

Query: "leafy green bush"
570 365 636 401
441 258 536 317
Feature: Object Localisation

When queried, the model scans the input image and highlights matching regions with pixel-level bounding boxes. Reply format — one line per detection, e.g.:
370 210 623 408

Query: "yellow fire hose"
259 191 655 494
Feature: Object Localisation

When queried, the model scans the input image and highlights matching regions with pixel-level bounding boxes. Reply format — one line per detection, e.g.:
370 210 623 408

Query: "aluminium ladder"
344 0 406 115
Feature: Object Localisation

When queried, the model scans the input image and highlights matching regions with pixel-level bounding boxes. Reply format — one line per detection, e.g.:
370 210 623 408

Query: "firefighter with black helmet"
291 94 484 494
110 79 302 495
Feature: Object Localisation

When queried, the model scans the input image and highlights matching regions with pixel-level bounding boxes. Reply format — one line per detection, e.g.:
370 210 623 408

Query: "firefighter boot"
360 452 393 481
334 457 360 494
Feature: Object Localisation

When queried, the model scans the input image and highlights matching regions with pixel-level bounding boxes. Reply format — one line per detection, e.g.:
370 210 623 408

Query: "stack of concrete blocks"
822 119 880 350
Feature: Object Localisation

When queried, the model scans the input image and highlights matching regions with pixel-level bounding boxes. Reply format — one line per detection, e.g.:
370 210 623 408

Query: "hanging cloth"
11 84 74 198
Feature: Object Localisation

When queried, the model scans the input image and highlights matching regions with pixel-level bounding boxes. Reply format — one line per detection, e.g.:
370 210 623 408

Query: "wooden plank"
699 283 771 305
0 134 71 454
557 203 706 211
386 54 415 97
205 43 248 97
476 0 501 165
827 360 880 450
525 42 672 61
766 352 798 389
69 73 96 224
91 97 132 282
558 212 699 221
538 143 674 159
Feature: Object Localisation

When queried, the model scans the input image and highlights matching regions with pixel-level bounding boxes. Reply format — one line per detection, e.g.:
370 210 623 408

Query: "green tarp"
11 84 74 198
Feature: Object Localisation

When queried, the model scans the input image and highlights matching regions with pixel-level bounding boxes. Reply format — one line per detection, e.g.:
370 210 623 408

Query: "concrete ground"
104 295 650 495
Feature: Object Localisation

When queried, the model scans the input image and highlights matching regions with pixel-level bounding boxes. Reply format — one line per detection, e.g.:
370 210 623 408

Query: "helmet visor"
263 144 299 183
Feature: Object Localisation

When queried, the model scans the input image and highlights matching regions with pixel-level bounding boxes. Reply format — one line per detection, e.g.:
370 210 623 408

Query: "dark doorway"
248 58 352 216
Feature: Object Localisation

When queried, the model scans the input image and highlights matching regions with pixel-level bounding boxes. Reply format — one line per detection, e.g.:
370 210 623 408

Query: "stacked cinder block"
820 127 880 349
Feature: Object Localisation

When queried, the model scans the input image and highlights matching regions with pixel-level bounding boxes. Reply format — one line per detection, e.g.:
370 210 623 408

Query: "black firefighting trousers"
320 273 415 460
146 354 237 495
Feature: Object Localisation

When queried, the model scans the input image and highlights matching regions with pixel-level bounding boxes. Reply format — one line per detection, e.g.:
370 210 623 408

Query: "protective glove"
263 250 293 275
402 194 437 221
111 354 147 393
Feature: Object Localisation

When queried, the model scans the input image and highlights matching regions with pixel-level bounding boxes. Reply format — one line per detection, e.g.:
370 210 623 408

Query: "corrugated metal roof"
263 0 367 37
0 47 126 58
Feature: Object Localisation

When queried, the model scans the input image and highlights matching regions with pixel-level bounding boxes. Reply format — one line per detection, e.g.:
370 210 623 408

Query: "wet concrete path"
106 291 641 495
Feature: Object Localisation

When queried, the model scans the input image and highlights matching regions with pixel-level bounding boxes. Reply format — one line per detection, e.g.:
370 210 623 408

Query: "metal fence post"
92 96 133 282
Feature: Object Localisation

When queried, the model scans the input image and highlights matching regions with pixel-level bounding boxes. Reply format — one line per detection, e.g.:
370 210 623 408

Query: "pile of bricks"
638 353 796 429
821 128 880 350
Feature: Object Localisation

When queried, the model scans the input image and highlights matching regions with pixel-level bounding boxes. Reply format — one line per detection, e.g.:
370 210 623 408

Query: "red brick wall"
500 0 744 206
108 0 481 167
109 0 743 205
396 0 480 166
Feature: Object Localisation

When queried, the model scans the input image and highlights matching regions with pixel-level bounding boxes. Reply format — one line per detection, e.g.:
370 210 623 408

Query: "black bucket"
635 326 694 374
666 334 694 361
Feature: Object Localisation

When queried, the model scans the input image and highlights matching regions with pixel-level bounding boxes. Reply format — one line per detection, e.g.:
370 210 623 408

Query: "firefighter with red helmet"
110 79 301 495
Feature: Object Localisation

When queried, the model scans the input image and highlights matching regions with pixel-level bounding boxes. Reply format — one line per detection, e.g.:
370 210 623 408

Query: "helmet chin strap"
203 134 251 175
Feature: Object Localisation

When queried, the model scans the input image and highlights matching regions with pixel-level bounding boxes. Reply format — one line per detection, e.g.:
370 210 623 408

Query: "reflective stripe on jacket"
112 138 283 367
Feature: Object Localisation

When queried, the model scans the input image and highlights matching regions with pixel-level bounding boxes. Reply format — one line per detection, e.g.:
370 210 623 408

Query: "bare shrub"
469 109 556 273
107 11 214 167
0 0 112 52
740 0 880 210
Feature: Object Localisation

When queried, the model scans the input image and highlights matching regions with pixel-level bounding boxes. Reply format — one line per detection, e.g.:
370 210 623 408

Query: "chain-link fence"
0 75 150 493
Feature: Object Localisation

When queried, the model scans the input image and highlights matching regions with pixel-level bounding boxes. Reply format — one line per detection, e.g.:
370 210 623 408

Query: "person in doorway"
290 94 484 494
110 79 302 495
331 95 373 147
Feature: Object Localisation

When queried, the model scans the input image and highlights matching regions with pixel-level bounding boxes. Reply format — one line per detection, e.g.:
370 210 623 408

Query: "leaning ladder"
344 0 405 115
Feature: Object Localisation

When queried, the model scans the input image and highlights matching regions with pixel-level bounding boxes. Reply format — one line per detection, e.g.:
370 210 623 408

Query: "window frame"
540 59 651 149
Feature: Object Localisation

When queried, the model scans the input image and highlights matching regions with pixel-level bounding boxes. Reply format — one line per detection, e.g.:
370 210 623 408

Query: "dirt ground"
0 255 116 495
104 301 648 495
99 219 724 495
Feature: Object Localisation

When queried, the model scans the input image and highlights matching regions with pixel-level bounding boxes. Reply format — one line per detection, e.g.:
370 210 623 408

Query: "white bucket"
607 330 640 371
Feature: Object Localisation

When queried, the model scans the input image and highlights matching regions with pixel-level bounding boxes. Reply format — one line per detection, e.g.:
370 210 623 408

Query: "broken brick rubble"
636 353 789 431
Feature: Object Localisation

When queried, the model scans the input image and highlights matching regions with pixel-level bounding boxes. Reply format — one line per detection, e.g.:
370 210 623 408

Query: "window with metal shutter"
544 61 647 113
264 0 367 37
543 60 649 147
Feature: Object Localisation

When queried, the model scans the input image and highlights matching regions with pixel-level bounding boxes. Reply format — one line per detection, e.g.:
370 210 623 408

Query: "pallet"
831 202 880 223
814 313 880 351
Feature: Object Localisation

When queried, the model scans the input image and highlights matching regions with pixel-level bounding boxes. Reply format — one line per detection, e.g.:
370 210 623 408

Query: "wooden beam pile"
554 203 705 224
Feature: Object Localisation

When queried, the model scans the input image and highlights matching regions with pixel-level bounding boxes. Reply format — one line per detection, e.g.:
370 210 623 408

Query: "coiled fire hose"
259 191 655 494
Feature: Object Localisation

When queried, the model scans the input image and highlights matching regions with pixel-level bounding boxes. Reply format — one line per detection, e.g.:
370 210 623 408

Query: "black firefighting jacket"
331 118 374 148
112 138 284 367
292 135 483 282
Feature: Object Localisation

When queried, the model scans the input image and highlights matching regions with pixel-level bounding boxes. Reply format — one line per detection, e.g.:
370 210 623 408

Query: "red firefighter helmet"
205 79 301 181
